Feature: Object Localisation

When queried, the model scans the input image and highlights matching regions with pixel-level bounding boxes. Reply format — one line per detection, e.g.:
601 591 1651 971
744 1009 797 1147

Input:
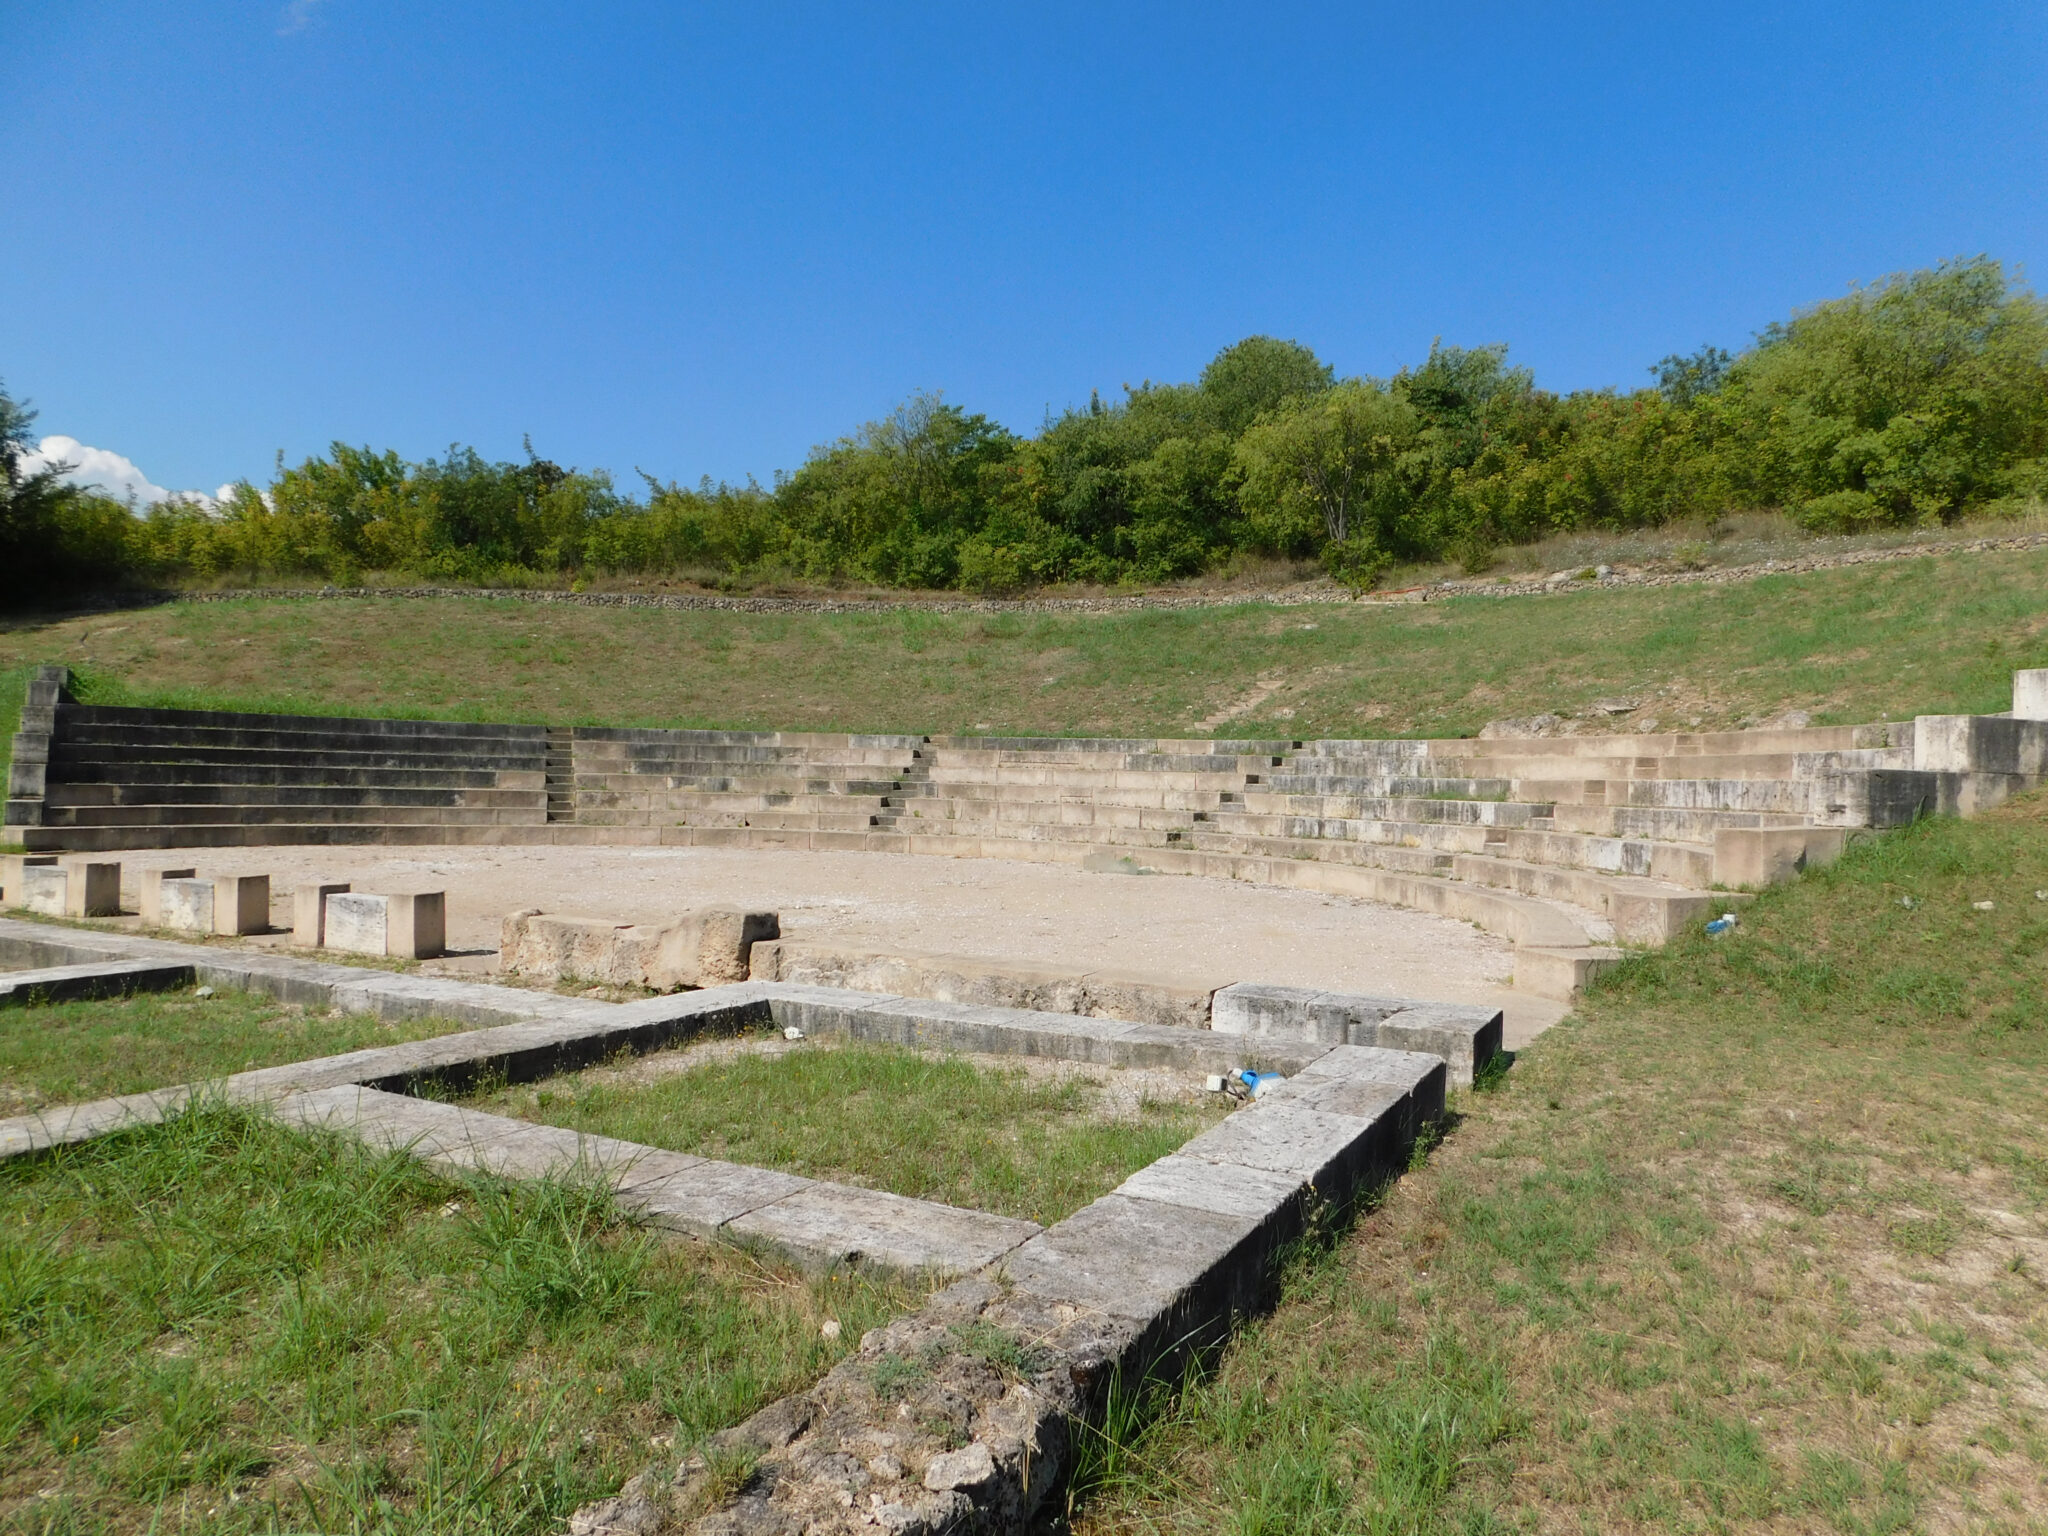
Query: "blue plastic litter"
1705 913 1739 936
1238 1069 1285 1098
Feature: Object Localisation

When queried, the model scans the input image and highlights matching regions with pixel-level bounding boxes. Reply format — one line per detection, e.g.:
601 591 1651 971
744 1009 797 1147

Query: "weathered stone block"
59 860 121 918
211 874 269 935
14 864 68 915
0 855 57 906
158 877 216 933
725 1183 1040 1278
1209 981 1329 1038
2016 669 2048 721
139 868 197 927
325 892 390 955
501 906 776 989
293 882 350 946
1712 826 1847 889
387 891 445 959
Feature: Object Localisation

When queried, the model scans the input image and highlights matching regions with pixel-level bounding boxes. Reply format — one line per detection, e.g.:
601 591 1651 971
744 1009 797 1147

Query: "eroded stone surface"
502 907 778 990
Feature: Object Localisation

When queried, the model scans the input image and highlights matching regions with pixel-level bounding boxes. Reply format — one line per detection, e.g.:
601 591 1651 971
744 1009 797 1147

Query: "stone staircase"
11 663 2048 998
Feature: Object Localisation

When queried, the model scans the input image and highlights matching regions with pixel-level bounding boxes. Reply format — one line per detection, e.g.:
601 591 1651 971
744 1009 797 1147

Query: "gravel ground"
97 842 1564 1046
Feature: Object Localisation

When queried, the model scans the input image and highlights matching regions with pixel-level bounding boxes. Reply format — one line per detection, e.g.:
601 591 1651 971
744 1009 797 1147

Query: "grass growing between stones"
0 988 468 1118
1078 792 2048 1534
0 1104 908 1536
468 1039 1231 1226
4 544 2048 741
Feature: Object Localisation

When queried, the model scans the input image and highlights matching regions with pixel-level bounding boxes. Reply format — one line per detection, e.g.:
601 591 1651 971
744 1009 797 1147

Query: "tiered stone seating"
880 737 1294 855
25 705 550 850
560 728 925 845
13 662 2048 1000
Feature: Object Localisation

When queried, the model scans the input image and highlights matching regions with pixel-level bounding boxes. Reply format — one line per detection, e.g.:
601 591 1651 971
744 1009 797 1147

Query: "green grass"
1079 793 2048 1534
0 988 469 1118
4 543 2048 739
0 1104 908 1535
467 1040 1231 1226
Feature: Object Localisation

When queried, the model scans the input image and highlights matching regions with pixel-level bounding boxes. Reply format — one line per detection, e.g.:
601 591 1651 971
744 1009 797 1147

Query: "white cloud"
21 436 220 510
277 0 328 35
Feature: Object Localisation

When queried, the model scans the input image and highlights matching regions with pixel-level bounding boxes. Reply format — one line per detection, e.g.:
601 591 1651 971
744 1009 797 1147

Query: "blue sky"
3 2 2043 499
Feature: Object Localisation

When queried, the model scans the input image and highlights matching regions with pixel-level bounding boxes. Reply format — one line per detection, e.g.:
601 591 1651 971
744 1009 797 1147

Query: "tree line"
6 256 2045 603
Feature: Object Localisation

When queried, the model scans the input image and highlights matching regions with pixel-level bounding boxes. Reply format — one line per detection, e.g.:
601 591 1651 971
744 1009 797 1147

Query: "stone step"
1260 774 1517 799
567 726 926 750
45 783 545 810
891 782 1226 810
888 798 1198 832
1216 810 1716 883
40 761 526 791
1238 792 1555 826
1544 803 1817 840
570 744 919 770
42 802 546 829
54 730 546 765
925 766 1250 791
1187 829 1715 943
923 735 1295 755
583 808 883 833
53 743 544 774
58 703 546 742
566 773 904 797
581 789 894 815
882 817 1194 850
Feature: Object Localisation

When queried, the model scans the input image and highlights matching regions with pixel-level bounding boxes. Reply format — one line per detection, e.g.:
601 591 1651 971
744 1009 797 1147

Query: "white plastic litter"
782 1025 806 1041
193 985 215 998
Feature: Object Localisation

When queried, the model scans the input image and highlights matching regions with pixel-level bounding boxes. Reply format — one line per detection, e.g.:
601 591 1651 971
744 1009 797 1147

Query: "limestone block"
1114 1154 1305 1222
1512 944 1621 1002
1208 982 1326 1038
325 893 391 955
621 1158 816 1237
60 860 121 918
210 874 270 936
724 1183 1040 1278
501 906 776 989
158 878 216 933
1712 826 1847 889
1 855 57 905
139 869 197 927
1355 1005 1503 1086
20 865 69 917
2016 669 2048 720
387 892 445 959
293 882 350 946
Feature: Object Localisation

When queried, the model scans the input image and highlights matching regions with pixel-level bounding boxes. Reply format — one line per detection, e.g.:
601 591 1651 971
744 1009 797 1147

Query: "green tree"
1198 336 1335 435
1715 256 2048 526
1233 380 1417 584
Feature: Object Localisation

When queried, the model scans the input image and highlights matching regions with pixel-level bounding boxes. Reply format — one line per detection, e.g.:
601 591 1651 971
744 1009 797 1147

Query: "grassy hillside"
5 544 2048 742
1083 789 2048 1533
